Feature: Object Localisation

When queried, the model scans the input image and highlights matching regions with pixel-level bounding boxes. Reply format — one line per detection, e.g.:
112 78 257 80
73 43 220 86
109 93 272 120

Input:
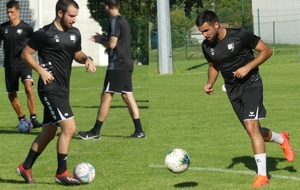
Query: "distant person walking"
0 0 42 129
196 10 294 188
16 0 96 185
78 0 146 140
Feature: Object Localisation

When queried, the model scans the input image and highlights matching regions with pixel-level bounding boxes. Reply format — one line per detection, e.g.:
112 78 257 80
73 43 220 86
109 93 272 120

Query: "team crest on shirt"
17 29 22 35
227 43 234 52
70 34 76 43
5 29 8 33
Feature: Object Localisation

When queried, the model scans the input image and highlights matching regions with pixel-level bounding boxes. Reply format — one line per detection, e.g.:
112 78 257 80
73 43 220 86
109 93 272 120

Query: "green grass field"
0 44 299 189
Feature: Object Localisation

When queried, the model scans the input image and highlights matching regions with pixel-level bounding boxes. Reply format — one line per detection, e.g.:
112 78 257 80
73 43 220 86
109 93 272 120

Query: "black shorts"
5 66 33 92
38 90 74 125
230 86 266 127
103 70 133 94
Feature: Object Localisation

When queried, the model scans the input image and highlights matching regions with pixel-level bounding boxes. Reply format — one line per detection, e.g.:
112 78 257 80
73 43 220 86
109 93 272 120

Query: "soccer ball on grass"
73 162 95 183
165 148 190 174
17 119 33 133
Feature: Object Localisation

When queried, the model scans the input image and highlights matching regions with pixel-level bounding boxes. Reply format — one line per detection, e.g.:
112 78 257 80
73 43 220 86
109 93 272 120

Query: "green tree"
201 0 253 30
170 6 196 48
178 0 254 30
170 0 203 17
87 0 156 65
144 1 203 50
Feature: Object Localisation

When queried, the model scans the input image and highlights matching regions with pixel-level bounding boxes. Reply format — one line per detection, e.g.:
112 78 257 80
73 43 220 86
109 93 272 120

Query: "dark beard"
208 32 219 43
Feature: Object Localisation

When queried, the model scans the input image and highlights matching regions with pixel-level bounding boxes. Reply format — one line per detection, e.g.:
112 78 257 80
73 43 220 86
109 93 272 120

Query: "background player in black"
196 10 294 188
0 1 42 128
16 0 96 185
78 0 146 140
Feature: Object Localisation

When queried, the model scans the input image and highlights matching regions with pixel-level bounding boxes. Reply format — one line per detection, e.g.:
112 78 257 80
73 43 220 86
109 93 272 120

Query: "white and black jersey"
202 28 261 85
27 22 82 93
108 15 133 71
0 21 33 68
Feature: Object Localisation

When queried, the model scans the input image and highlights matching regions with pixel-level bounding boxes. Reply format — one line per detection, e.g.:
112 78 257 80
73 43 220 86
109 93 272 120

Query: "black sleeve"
0 27 3 41
27 25 34 38
27 28 46 50
202 42 213 63
240 28 261 50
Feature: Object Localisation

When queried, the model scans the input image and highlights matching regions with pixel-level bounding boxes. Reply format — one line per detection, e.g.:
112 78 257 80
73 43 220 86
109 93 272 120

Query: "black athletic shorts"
5 66 33 92
229 85 266 128
103 70 133 94
38 89 74 125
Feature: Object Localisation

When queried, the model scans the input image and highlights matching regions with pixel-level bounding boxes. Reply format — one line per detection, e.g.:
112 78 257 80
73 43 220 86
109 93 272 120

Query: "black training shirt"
0 21 33 68
28 22 82 92
202 28 260 85
107 15 133 70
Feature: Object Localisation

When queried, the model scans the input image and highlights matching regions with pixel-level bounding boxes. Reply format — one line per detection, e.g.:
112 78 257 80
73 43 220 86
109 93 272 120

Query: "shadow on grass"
72 99 149 109
227 156 297 173
72 133 130 140
0 178 24 184
174 181 198 188
0 129 40 135
110 105 149 109
0 178 53 185
185 62 208 71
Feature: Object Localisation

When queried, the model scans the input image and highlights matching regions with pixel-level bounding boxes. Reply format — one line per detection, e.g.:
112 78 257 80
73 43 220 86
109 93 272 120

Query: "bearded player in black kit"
16 0 96 185
0 0 42 129
196 10 294 188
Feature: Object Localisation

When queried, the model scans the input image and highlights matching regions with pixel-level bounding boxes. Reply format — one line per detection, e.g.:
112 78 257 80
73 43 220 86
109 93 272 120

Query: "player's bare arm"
204 62 219 95
73 50 96 73
22 45 54 84
90 33 117 49
233 40 272 79
106 36 118 49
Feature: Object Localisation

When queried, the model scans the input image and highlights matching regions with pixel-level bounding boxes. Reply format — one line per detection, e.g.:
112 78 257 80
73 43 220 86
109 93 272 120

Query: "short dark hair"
6 0 20 10
195 10 219 27
103 0 119 9
56 0 79 15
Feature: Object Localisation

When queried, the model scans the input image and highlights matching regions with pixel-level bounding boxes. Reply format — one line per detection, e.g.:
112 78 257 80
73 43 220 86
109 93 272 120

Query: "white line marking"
149 164 300 181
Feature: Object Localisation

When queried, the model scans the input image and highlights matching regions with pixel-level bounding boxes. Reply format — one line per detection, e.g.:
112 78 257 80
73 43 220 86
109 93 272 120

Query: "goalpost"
157 0 173 74
0 0 107 67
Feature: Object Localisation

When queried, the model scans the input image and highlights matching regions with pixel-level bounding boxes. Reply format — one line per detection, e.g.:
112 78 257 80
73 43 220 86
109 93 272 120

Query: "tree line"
87 0 252 64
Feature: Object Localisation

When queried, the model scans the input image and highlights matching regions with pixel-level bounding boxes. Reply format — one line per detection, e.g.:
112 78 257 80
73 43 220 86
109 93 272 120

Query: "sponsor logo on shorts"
249 111 255 117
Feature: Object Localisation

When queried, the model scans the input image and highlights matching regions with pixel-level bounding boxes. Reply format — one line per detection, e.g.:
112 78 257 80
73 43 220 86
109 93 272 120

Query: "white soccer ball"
221 84 227 92
165 148 190 174
17 119 32 133
73 162 95 183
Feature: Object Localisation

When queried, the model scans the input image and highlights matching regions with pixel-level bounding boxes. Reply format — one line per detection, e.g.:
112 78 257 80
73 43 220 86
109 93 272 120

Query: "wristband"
87 56 93 61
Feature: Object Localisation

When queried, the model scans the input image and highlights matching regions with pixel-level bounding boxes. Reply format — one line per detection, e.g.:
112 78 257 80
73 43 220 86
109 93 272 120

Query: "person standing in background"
78 0 146 140
0 0 42 129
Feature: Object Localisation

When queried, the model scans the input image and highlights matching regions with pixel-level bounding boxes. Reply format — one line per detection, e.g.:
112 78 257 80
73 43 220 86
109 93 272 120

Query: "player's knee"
61 128 76 138
24 87 34 95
